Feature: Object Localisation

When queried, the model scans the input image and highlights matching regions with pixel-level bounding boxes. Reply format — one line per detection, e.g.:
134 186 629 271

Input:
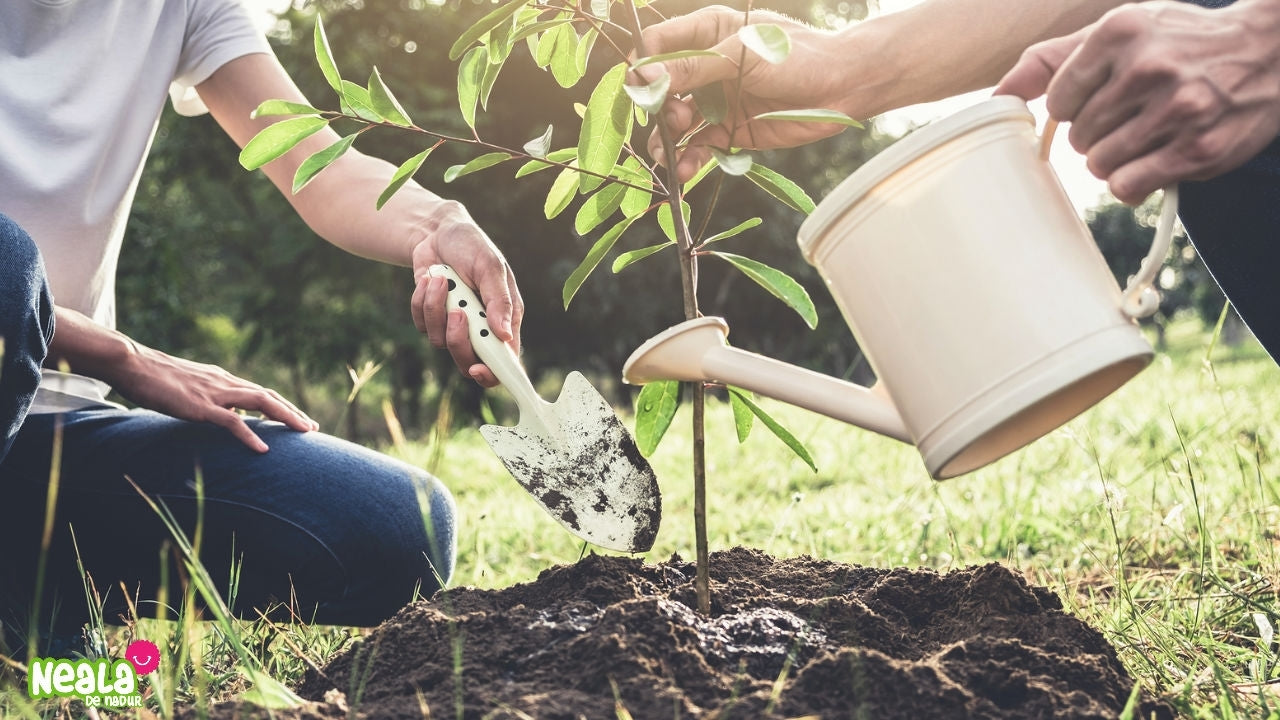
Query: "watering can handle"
1038 119 1178 320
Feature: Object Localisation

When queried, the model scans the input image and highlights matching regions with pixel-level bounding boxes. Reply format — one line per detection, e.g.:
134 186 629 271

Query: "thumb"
633 45 741 99
994 31 1085 101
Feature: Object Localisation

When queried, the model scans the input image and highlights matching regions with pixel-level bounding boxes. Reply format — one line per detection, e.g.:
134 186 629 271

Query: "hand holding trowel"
427 265 661 552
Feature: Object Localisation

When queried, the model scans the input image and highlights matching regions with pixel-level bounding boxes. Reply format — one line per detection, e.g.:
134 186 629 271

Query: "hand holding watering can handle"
1039 120 1178 319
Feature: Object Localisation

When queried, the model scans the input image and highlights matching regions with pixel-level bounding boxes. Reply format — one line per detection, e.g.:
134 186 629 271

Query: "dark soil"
198 548 1174 719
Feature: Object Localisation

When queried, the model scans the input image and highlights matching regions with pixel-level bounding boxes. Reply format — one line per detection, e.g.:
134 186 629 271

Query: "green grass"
4 314 1280 718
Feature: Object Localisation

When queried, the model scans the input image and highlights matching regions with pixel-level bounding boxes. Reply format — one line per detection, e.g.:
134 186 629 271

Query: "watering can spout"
623 318 912 445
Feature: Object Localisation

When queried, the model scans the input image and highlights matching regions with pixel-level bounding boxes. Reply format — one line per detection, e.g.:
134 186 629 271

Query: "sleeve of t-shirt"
167 0 273 117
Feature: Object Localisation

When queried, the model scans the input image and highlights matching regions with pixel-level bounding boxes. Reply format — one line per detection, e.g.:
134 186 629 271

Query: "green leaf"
692 84 728 125
523 125 554 158
513 18 571 47
377 146 436 210
623 70 670 115
574 182 626 235
367 67 412 126
727 387 754 443
515 147 576 177
479 49 504 110
250 100 323 119
618 157 653 218
738 23 791 64
443 152 512 182
448 0 529 61
634 380 680 456
611 240 671 273
577 63 632 192
753 108 863 127
313 17 343 95
727 388 817 471
549 24 583 88
710 147 752 176
575 27 598 75
631 49 728 69
340 80 381 122
562 215 637 308
534 19 565 67
711 251 818 328
544 164 580 219
292 133 356 194
239 116 328 171
589 0 609 18
746 164 816 214
702 217 762 246
657 200 691 242
457 46 487 129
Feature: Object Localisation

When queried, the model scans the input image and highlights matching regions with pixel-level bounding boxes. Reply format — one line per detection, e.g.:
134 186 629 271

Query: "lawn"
3 314 1280 718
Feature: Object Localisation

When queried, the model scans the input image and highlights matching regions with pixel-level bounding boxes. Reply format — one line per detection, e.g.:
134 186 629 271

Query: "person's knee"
0 213 54 354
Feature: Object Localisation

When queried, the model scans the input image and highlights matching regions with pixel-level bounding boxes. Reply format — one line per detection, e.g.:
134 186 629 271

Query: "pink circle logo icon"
124 640 160 676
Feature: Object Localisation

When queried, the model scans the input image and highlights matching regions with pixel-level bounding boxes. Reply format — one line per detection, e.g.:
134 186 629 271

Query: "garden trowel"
427 265 661 552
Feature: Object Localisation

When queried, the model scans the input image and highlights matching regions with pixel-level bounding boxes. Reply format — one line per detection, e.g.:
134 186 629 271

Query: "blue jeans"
0 213 456 642
0 212 54 463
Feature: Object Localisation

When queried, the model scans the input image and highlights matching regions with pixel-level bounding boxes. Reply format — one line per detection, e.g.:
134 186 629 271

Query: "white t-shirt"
0 0 270 413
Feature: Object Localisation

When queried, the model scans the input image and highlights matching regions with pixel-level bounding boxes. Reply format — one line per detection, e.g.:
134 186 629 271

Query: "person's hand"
995 0 1280 205
407 201 524 388
110 343 317 453
637 6 858 182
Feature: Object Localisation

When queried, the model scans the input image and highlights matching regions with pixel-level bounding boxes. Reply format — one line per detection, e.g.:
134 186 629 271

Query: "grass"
3 313 1280 718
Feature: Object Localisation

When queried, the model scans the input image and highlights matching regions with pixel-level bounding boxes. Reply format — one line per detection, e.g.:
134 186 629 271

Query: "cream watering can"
623 96 1177 479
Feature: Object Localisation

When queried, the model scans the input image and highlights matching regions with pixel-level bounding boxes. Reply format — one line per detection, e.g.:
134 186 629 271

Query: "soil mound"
269 548 1170 719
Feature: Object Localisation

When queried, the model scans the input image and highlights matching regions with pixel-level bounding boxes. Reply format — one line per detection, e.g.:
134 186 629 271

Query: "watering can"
623 96 1177 479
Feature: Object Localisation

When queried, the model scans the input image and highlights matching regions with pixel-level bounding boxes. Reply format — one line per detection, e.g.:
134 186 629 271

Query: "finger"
445 308 482 379
411 273 429 333
1078 107 1167 180
1044 23 1126 122
209 408 269 453
222 387 314 432
640 6 745 93
421 275 449 348
504 265 524 358
263 387 319 431
468 363 500 389
470 259 516 343
994 31 1084 101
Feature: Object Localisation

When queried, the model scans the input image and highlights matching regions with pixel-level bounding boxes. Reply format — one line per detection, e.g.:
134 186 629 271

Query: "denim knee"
0 212 54 463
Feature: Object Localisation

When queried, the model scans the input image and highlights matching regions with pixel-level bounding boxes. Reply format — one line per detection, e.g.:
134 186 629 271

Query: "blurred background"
118 0 1240 442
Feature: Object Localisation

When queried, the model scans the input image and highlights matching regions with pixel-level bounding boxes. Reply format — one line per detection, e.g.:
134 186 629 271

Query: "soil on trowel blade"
202 548 1175 719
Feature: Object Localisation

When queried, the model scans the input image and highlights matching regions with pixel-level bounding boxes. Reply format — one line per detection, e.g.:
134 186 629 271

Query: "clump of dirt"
200 548 1174 719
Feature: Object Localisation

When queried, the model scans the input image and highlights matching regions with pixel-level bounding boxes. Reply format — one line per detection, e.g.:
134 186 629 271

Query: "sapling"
240 0 862 614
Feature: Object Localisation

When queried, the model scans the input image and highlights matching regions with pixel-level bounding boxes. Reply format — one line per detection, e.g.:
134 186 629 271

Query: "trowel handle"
426 264 545 412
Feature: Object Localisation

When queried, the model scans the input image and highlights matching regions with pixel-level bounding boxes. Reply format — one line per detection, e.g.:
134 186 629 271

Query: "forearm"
838 0 1133 117
45 306 138 384
282 146 473 268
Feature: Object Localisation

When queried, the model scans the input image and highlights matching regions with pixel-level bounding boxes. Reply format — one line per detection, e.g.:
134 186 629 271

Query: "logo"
27 639 159 709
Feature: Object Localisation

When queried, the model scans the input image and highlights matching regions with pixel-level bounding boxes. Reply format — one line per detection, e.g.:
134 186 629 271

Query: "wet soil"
199 548 1174 719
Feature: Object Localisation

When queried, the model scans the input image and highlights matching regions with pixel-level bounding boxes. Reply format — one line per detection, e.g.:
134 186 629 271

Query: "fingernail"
653 146 666 167
634 61 666 85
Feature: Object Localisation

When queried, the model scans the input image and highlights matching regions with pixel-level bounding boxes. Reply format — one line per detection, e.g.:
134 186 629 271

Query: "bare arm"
640 0 1131 180
196 53 524 386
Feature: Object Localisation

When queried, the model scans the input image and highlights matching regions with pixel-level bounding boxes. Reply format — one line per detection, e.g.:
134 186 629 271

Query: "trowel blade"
479 372 661 552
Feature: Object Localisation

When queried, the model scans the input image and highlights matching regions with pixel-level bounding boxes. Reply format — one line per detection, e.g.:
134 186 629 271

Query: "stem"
624 0 709 616
342 115 657 194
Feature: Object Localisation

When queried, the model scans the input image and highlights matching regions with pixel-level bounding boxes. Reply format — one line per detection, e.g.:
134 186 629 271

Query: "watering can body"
624 96 1175 479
